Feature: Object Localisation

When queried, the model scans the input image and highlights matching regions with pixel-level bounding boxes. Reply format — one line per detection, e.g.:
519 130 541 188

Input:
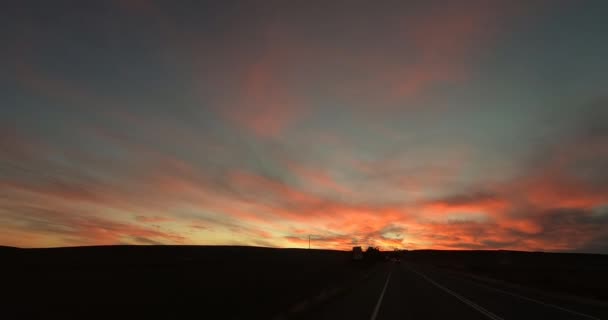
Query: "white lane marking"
407 266 504 320
462 276 601 320
370 271 392 320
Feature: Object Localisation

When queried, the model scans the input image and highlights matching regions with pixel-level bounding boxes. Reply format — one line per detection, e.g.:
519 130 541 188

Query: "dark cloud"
568 97 608 139
579 234 608 254
529 207 608 252
134 215 173 223
480 239 520 248
430 191 499 206
130 236 164 245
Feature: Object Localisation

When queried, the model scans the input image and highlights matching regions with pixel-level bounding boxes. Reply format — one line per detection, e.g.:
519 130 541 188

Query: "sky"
1 0 607 252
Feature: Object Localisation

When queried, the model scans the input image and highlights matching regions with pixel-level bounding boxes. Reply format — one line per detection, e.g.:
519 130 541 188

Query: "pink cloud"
224 61 301 138
389 2 506 99
2 110 606 252
285 162 349 195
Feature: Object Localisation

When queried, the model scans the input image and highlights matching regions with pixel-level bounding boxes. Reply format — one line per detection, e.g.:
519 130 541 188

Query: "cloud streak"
1 1 607 253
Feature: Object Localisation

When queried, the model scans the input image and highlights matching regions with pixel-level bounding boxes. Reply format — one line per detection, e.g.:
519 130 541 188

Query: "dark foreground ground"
307 260 608 320
2 246 608 320
0 245 375 320
402 250 608 301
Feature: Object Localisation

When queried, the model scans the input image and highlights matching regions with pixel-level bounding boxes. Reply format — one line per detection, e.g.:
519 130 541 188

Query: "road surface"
307 262 608 320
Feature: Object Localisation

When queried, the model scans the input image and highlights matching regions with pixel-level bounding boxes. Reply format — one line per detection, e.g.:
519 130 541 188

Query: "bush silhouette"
364 246 383 262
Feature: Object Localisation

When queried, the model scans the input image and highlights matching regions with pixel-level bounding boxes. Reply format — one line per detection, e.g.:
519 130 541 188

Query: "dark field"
3 246 607 320
402 250 608 302
1 246 376 320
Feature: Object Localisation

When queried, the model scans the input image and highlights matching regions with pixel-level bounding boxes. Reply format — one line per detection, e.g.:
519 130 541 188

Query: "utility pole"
309 234 311 249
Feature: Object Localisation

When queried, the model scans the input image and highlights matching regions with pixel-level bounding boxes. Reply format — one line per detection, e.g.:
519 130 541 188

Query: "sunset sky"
1 0 607 252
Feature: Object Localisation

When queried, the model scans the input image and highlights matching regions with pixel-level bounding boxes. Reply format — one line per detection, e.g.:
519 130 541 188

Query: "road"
307 262 608 320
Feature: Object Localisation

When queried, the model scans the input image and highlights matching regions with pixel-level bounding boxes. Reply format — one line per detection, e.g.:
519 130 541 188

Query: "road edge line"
370 271 392 320
463 277 601 320
407 265 503 320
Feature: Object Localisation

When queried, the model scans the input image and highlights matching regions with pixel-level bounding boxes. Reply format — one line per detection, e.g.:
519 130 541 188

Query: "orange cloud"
135 215 174 223
2 107 606 252
420 193 509 220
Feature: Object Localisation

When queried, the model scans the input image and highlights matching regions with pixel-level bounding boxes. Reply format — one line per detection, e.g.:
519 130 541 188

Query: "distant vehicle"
352 246 363 260
390 257 401 263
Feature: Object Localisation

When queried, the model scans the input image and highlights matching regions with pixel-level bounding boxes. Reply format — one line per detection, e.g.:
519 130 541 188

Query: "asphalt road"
308 262 608 320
